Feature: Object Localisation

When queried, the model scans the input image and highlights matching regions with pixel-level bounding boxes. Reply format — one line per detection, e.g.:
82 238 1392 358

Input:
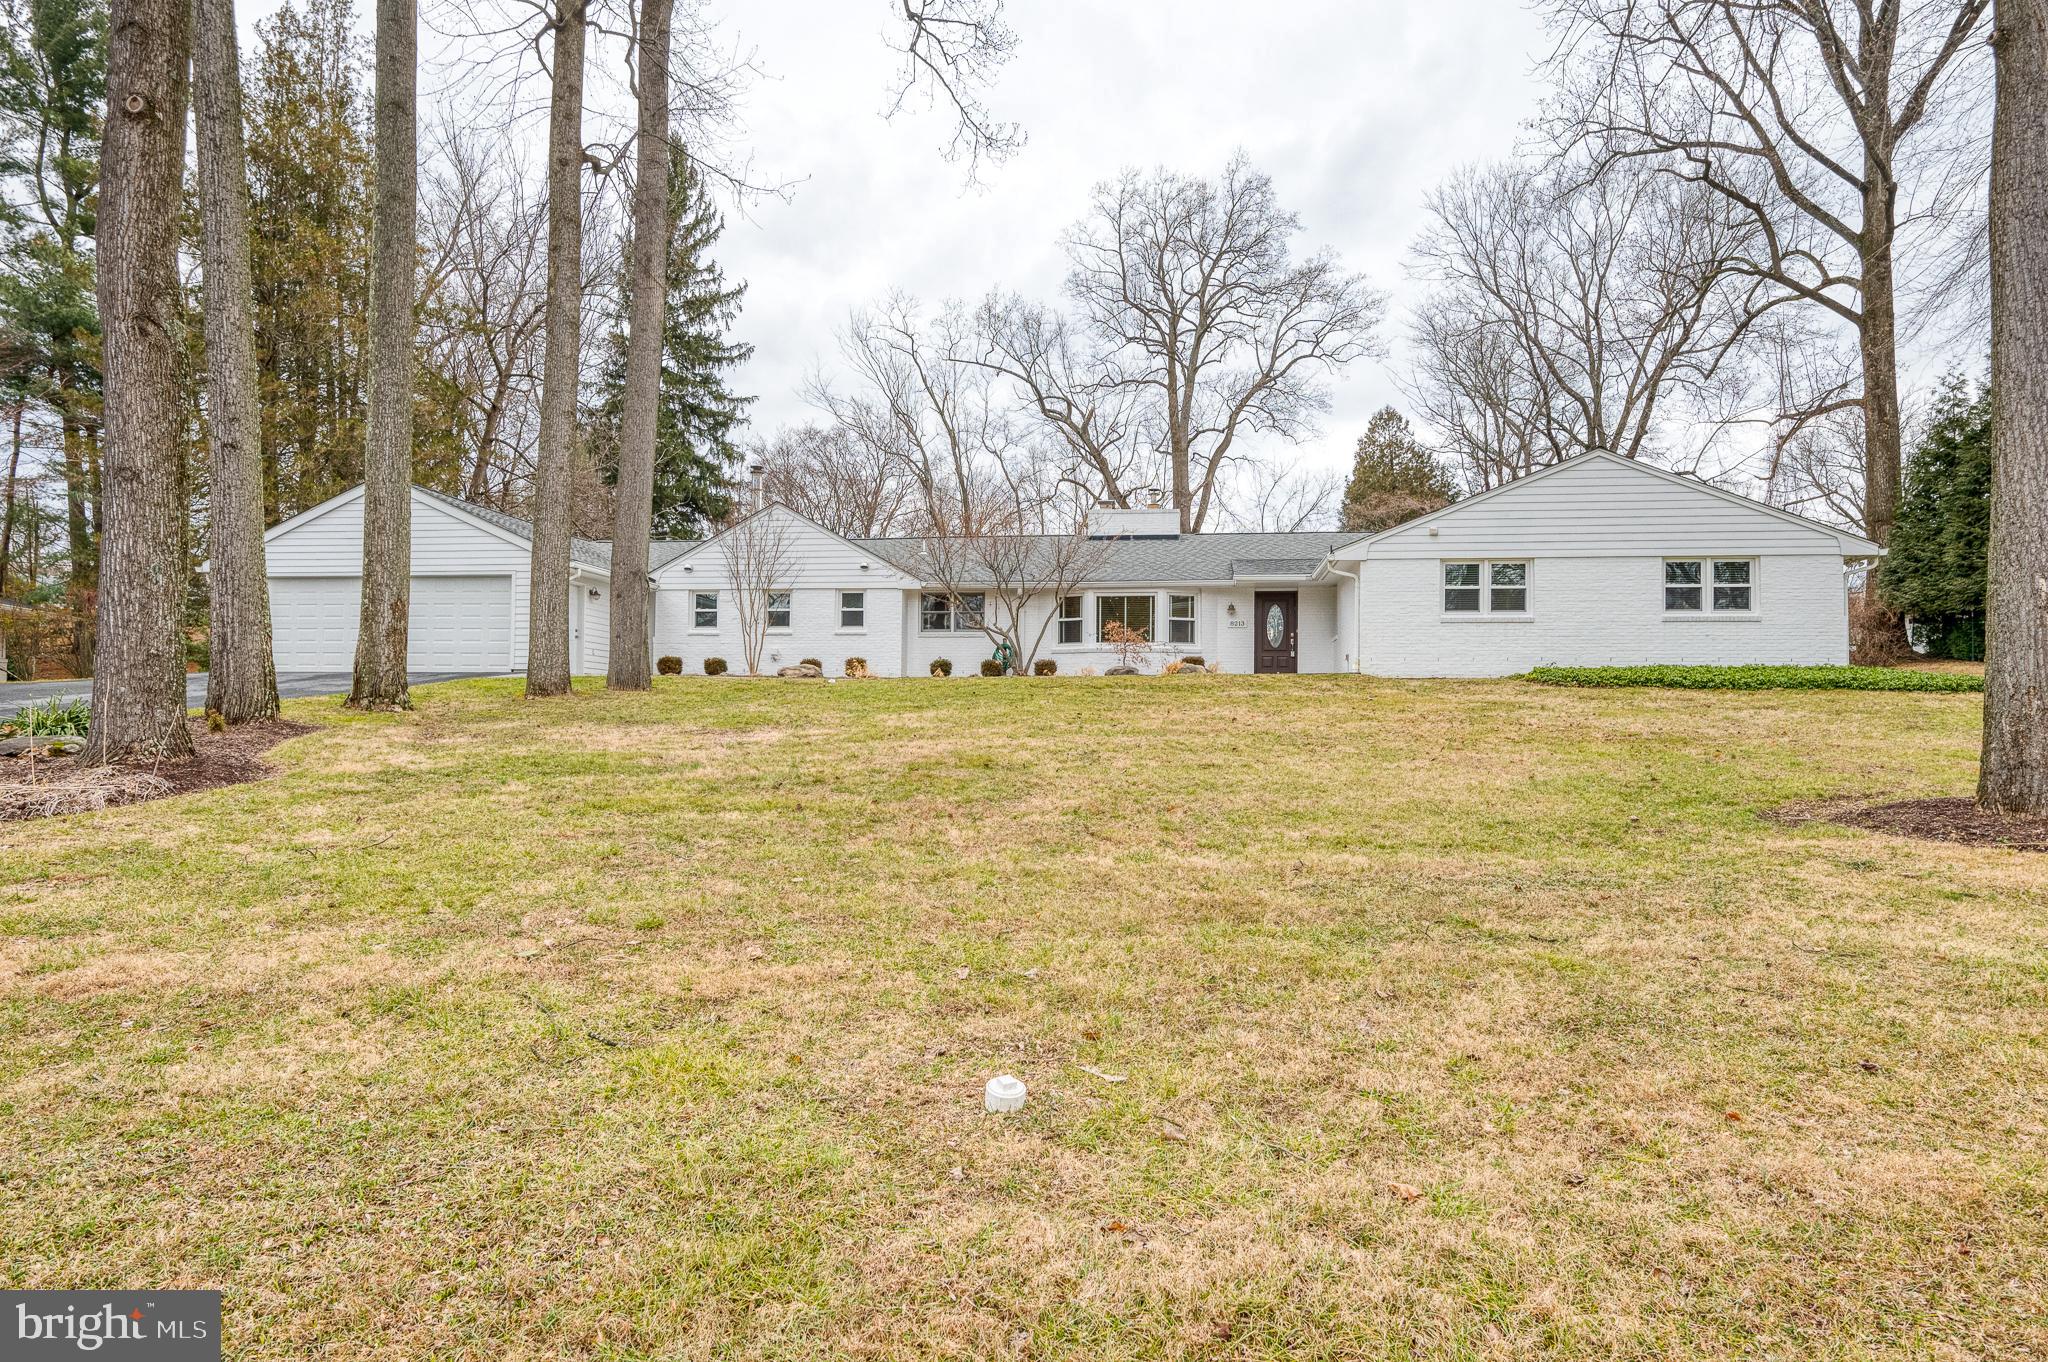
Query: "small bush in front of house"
930 659 953 677
656 656 682 676
1524 664 1982 693
844 657 870 678
979 658 1005 678
1034 658 1056 676
800 658 822 670
704 657 728 676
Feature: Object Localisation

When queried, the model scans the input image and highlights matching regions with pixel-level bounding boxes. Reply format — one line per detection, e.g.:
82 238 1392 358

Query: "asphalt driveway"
0 671 501 718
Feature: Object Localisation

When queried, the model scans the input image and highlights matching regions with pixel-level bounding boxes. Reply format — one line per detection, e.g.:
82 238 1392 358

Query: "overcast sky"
700 0 1552 479
239 0 1556 482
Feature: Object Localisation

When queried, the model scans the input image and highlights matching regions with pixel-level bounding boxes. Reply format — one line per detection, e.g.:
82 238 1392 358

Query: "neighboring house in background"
254 452 1883 678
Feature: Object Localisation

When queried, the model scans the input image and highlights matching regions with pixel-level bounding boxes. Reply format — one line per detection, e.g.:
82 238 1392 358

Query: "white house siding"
1366 455 1853 558
649 508 921 675
574 577 611 675
895 586 1342 675
264 489 534 672
1352 553 1850 677
651 585 910 676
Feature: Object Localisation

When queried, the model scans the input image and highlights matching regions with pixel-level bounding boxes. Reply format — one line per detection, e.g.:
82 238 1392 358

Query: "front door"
1253 591 1298 673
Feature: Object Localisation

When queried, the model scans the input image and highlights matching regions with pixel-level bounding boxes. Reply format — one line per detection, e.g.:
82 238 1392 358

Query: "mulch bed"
1770 796 2048 852
0 718 315 822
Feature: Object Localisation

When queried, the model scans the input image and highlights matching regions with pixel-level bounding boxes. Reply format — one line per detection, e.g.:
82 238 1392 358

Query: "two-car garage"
267 575 515 672
257 485 607 676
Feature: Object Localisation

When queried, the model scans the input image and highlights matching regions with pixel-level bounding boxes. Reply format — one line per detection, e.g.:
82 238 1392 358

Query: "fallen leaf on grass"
742 943 766 960
511 939 544 958
1387 1181 1424 1203
954 966 971 980
1076 1064 1126 1084
1156 1118 1188 1143
1723 1110 1743 1122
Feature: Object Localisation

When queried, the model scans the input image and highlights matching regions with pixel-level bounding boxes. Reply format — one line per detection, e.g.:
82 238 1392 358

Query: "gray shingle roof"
412 486 1352 584
852 529 1359 585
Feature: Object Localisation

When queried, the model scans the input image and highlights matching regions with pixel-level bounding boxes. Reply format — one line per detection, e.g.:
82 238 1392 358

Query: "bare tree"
1541 0 1993 554
900 517 1107 675
524 0 586 697
605 0 672 691
1404 158 1795 488
350 0 417 711
883 0 1024 175
415 129 550 506
1006 155 1383 531
753 424 920 538
1216 459 1341 533
195 0 279 724
1979 0 2048 814
717 507 792 675
85 0 193 763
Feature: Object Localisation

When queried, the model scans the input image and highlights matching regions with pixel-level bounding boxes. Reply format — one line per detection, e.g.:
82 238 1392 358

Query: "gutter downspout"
1325 559 1361 673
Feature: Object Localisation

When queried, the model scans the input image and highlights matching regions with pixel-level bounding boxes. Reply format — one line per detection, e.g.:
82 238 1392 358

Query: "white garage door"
268 575 513 671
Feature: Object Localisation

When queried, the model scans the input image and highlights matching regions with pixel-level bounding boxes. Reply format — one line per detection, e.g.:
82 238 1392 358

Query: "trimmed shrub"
930 659 953 677
979 658 1005 677
844 656 870 678
1033 658 1056 676
704 657 729 676
800 657 822 670
1524 664 1981 693
656 655 682 676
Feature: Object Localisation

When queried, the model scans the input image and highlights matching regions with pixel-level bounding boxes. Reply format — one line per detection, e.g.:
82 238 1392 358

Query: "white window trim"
1167 593 1197 646
1663 557 1759 618
917 591 985 635
1095 592 1159 643
1440 560 1533 619
766 589 794 632
1055 595 1084 647
690 590 719 633
838 590 866 631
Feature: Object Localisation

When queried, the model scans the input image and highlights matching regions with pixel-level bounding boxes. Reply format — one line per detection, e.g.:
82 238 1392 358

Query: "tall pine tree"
1883 373 1991 660
1339 406 1457 534
590 147 751 538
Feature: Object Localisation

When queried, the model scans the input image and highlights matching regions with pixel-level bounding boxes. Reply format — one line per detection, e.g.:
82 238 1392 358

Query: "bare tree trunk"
1980 0 2048 815
606 0 671 691
86 0 194 764
349 0 416 710
525 0 584 696
0 403 19 682
195 0 278 724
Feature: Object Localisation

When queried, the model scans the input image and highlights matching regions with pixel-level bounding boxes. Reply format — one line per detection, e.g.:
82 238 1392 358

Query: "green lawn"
2 676 2043 1359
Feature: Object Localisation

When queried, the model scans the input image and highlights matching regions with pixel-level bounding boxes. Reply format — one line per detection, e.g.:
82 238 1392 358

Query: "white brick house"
256 452 1882 678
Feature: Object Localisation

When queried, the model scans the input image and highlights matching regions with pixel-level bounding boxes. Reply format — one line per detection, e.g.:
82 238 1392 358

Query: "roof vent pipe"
748 461 767 511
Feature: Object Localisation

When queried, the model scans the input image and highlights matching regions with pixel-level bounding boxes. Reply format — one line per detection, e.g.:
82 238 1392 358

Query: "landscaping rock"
1105 666 1139 676
0 735 83 757
777 663 825 679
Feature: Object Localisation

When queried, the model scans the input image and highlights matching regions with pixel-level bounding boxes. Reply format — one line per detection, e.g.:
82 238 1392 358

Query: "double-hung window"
1665 559 1754 613
1097 594 1155 641
766 591 792 629
692 591 718 629
919 592 985 631
1056 595 1083 645
839 591 865 629
1167 594 1196 644
1443 562 1529 614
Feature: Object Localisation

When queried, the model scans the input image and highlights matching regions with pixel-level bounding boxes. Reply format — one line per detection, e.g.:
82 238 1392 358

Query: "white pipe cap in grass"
984 1074 1027 1113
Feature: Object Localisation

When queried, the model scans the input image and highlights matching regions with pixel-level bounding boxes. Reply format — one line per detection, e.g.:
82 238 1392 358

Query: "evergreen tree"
244 0 372 521
0 0 105 667
1339 406 1457 533
1883 372 1991 660
591 148 752 538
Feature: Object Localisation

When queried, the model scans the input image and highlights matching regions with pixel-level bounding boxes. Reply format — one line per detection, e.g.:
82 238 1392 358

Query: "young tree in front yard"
194 0 278 724
716 507 791 676
1340 406 1457 533
1979 0 2048 816
85 0 191 763
903 519 1106 676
